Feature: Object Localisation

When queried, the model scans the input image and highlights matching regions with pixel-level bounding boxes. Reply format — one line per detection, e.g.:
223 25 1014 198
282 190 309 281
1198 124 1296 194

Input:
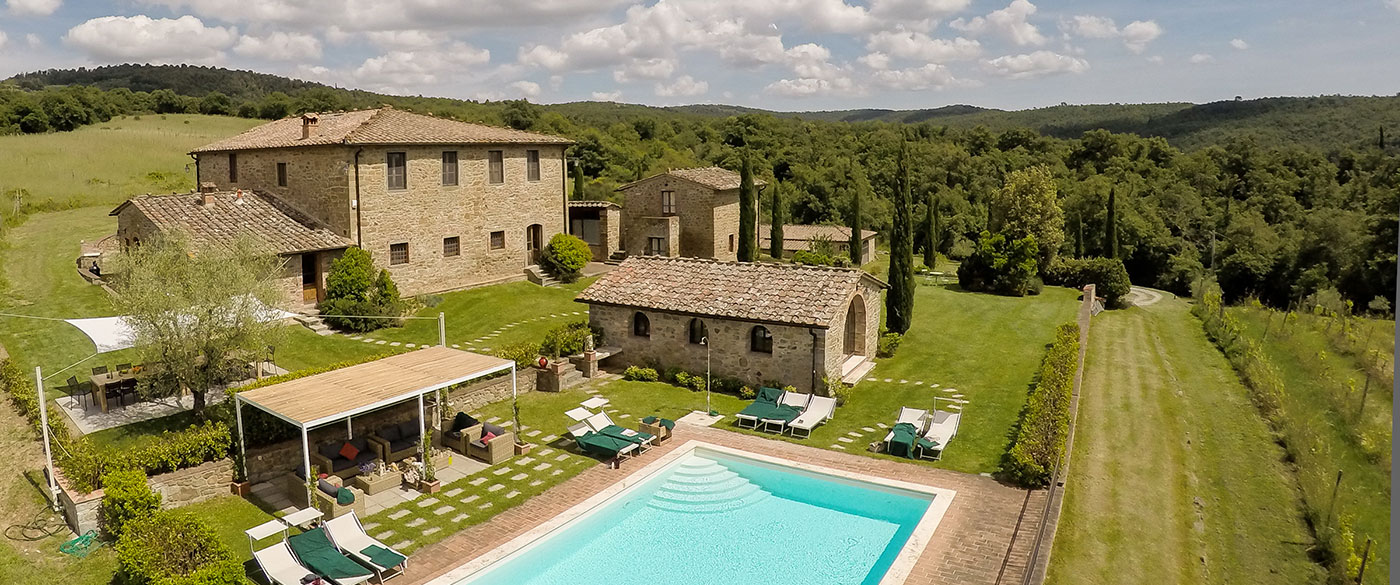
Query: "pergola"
233 345 515 483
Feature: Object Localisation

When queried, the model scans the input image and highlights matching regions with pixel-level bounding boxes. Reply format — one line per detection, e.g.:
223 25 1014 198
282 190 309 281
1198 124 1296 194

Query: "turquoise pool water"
459 450 933 585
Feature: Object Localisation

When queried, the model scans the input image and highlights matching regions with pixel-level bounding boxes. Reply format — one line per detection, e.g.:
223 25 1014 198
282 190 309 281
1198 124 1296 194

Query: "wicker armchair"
368 420 422 463
312 476 365 519
463 423 515 465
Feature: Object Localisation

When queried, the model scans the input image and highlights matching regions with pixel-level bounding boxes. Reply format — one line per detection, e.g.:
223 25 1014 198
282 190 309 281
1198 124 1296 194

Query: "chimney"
301 113 320 140
234 189 245 204
198 181 218 193
201 193 216 206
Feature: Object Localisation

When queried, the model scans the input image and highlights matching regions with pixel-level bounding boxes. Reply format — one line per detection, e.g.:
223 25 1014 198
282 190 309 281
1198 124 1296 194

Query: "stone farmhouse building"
577 256 885 392
114 107 574 306
566 200 621 261
614 167 764 261
761 224 878 262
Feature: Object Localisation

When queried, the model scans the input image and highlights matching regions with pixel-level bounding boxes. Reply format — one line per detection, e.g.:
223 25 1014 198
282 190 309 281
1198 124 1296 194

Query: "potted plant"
230 448 251 496
419 429 441 494
514 441 534 456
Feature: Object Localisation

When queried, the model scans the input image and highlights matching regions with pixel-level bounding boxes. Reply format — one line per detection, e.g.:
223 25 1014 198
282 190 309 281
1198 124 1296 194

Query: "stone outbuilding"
180 107 573 299
761 224 878 263
567 200 621 261
615 167 765 261
110 188 354 306
576 256 886 392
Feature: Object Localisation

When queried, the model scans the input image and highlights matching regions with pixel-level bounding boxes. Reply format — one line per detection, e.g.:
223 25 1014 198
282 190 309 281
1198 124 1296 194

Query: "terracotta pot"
230 481 251 496
419 480 441 494
514 442 534 456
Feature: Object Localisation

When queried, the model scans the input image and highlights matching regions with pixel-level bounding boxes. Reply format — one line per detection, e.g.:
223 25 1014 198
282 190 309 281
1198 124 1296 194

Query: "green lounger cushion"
336 487 355 505
362 544 406 569
888 422 919 459
598 425 654 444
576 431 633 457
737 401 778 419
641 416 675 430
288 528 373 580
916 437 941 452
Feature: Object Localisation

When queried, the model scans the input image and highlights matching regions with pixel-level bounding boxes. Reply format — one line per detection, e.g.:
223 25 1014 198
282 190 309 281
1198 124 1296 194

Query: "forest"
2 64 1397 313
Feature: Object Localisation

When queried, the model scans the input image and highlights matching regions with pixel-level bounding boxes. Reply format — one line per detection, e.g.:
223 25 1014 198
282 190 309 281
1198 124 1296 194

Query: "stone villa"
614 167 764 261
113 107 573 306
576 256 885 392
761 224 878 262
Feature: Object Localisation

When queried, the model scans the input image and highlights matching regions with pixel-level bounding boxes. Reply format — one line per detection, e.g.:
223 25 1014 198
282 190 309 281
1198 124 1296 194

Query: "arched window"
750 326 773 354
633 312 650 338
689 318 707 345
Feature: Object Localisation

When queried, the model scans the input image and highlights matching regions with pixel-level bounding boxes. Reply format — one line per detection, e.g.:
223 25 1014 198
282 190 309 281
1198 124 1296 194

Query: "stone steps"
524 265 559 287
293 313 334 336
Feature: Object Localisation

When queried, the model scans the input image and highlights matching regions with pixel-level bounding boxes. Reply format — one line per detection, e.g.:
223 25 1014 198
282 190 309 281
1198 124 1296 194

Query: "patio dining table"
88 370 136 413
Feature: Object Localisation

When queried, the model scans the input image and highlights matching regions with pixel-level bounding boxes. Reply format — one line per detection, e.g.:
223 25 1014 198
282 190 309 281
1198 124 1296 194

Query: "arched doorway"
843 296 866 357
526 224 543 265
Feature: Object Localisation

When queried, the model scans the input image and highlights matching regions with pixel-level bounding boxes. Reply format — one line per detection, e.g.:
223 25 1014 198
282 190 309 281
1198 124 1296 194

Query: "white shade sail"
64 300 297 354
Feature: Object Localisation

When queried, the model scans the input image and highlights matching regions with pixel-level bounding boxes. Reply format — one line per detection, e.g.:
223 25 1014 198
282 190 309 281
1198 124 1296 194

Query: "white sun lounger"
324 511 408 581
567 422 638 460
252 541 319 585
882 407 929 445
760 391 812 433
785 395 837 438
916 410 962 460
584 411 655 452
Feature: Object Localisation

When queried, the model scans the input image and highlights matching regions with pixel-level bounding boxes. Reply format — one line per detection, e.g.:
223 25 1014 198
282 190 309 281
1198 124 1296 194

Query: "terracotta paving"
398 424 1046 585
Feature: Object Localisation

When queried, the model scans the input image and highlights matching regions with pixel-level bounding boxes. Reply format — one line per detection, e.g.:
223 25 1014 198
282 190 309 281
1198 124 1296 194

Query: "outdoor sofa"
311 437 377 480
312 476 365 519
440 411 484 454
369 420 423 463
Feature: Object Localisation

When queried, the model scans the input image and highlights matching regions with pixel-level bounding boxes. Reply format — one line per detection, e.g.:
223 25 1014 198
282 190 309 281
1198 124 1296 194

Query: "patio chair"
91 365 107 377
440 411 483 455
253 541 320 585
760 392 811 433
583 411 654 452
115 363 132 373
324 511 408 581
368 420 422 464
883 407 929 458
785 395 837 439
735 386 784 429
286 528 374 585
916 410 962 461
464 422 515 465
63 376 87 409
118 378 138 406
567 422 637 461
103 382 123 410
311 476 366 520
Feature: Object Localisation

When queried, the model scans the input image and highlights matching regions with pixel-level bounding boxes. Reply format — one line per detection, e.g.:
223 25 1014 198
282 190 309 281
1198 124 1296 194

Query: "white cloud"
654 75 709 97
951 0 1046 46
858 51 892 70
1189 52 1215 64
1230 38 1249 50
364 30 449 50
866 0 972 31
0 32 7 49
234 32 322 61
1147 55 1164 64
136 0 631 31
548 75 563 90
64 15 237 63
871 63 958 90
592 90 622 101
7 0 60 16
984 50 1088 78
865 29 981 63
25 33 41 48
353 42 490 88
1387 0 1400 12
763 74 861 97
509 80 541 98
1119 20 1162 53
613 58 677 83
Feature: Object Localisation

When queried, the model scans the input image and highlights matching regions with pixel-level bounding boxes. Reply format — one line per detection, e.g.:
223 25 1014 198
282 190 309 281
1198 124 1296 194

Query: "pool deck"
398 424 1047 585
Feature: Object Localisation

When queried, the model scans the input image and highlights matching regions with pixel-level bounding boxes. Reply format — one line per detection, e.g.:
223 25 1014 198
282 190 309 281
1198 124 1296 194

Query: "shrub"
791 250 835 266
321 250 405 332
673 371 692 387
324 247 375 301
738 386 756 400
496 341 542 369
115 510 244 585
541 233 592 283
623 366 659 382
712 377 744 394
1045 257 1132 308
101 468 161 539
540 321 597 358
1003 322 1079 487
877 332 902 358
688 375 707 392
957 231 1039 296
663 366 685 384
832 384 854 406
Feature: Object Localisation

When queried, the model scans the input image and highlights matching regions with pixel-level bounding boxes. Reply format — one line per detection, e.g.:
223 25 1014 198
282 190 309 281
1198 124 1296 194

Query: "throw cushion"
482 423 506 437
317 443 340 460
350 437 370 452
379 425 401 443
338 442 360 461
481 431 496 444
452 412 479 432
336 487 355 505
399 421 419 440
317 479 338 497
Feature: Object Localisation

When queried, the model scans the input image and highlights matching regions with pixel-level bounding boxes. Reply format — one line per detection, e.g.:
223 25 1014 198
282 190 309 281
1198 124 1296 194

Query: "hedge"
0 358 74 457
115 510 245 585
101 467 161 539
1045 257 1132 308
1003 322 1080 487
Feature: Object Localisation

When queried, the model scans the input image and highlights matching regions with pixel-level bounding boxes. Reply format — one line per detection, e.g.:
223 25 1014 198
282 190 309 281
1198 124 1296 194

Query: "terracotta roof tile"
576 256 885 327
617 167 766 192
567 200 620 209
111 190 353 255
760 224 878 248
191 107 571 153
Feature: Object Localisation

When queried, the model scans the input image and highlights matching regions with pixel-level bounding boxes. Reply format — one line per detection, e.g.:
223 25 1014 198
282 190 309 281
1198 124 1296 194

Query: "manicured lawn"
1047 295 1322 585
360 278 598 350
181 495 284 564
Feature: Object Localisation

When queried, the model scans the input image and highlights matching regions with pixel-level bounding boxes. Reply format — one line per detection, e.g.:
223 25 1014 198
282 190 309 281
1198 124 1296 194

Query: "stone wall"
443 370 536 414
355 144 568 296
819 279 884 379
624 216 680 258
149 459 235 508
600 206 620 259
197 145 354 239
587 304 822 392
620 176 739 261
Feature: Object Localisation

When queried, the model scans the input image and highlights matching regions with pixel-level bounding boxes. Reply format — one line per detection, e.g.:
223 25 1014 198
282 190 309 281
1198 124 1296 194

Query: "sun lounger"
286 527 374 585
253 541 321 585
759 391 811 432
883 407 929 458
324 512 407 581
915 410 962 460
786 395 837 438
568 422 638 460
583 411 655 451
735 386 784 429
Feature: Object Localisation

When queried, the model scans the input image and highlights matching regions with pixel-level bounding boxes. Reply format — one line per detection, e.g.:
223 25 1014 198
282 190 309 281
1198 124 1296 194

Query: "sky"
0 0 1396 111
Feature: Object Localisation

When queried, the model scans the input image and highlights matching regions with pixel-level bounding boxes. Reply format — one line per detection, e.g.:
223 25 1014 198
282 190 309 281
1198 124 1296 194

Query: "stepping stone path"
406 518 426 528
538 448 554 455
390 342 401 347
554 454 570 462
516 457 535 465
362 523 380 532
469 477 487 486
861 427 877 433
487 484 505 493
423 527 441 536
388 510 411 520
374 530 395 540
846 431 862 437
506 490 521 499
392 540 413 550
477 502 493 510
830 444 846 450
444 488 464 498
510 473 528 481
540 437 557 445
526 429 542 437
492 467 512 476
461 495 479 504
529 480 543 487
533 463 552 471
837 437 853 443
452 514 469 523
433 506 454 516
416 497 439 508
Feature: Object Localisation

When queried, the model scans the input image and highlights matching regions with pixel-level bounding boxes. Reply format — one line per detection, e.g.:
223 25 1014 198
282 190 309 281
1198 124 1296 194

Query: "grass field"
364 277 598 349
1047 294 1323 585
1229 306 1391 583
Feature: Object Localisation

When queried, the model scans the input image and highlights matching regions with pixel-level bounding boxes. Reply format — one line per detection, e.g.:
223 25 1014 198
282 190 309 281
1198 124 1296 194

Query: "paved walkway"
397 424 1046 585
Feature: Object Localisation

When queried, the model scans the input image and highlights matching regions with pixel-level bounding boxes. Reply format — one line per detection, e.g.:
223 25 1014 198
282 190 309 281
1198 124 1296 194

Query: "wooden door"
301 253 318 303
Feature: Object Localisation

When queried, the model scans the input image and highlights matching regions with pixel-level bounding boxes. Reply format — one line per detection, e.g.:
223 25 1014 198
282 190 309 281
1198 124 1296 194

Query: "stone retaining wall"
149 459 235 508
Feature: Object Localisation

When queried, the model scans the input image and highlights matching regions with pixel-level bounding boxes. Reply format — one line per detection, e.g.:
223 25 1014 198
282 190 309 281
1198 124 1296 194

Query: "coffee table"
352 471 403 496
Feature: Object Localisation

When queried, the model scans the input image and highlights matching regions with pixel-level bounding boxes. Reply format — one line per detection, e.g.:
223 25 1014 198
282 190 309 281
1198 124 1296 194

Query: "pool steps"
647 457 772 514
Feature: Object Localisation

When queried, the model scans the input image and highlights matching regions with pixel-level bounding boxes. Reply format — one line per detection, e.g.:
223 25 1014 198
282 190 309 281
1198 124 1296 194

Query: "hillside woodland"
3 65 1397 312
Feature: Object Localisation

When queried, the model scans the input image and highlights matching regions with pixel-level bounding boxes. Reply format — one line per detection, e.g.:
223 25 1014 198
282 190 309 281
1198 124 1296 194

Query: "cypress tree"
886 142 916 334
923 191 938 269
1075 213 1084 258
572 163 585 199
1105 187 1119 259
849 166 863 265
738 155 757 262
1381 126 1387 150
769 182 784 259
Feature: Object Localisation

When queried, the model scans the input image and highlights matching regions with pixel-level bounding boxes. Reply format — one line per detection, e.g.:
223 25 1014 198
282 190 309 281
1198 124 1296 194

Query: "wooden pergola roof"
237 346 512 428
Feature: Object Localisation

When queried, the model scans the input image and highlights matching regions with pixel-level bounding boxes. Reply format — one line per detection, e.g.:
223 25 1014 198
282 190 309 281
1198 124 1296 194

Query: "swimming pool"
435 442 955 585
